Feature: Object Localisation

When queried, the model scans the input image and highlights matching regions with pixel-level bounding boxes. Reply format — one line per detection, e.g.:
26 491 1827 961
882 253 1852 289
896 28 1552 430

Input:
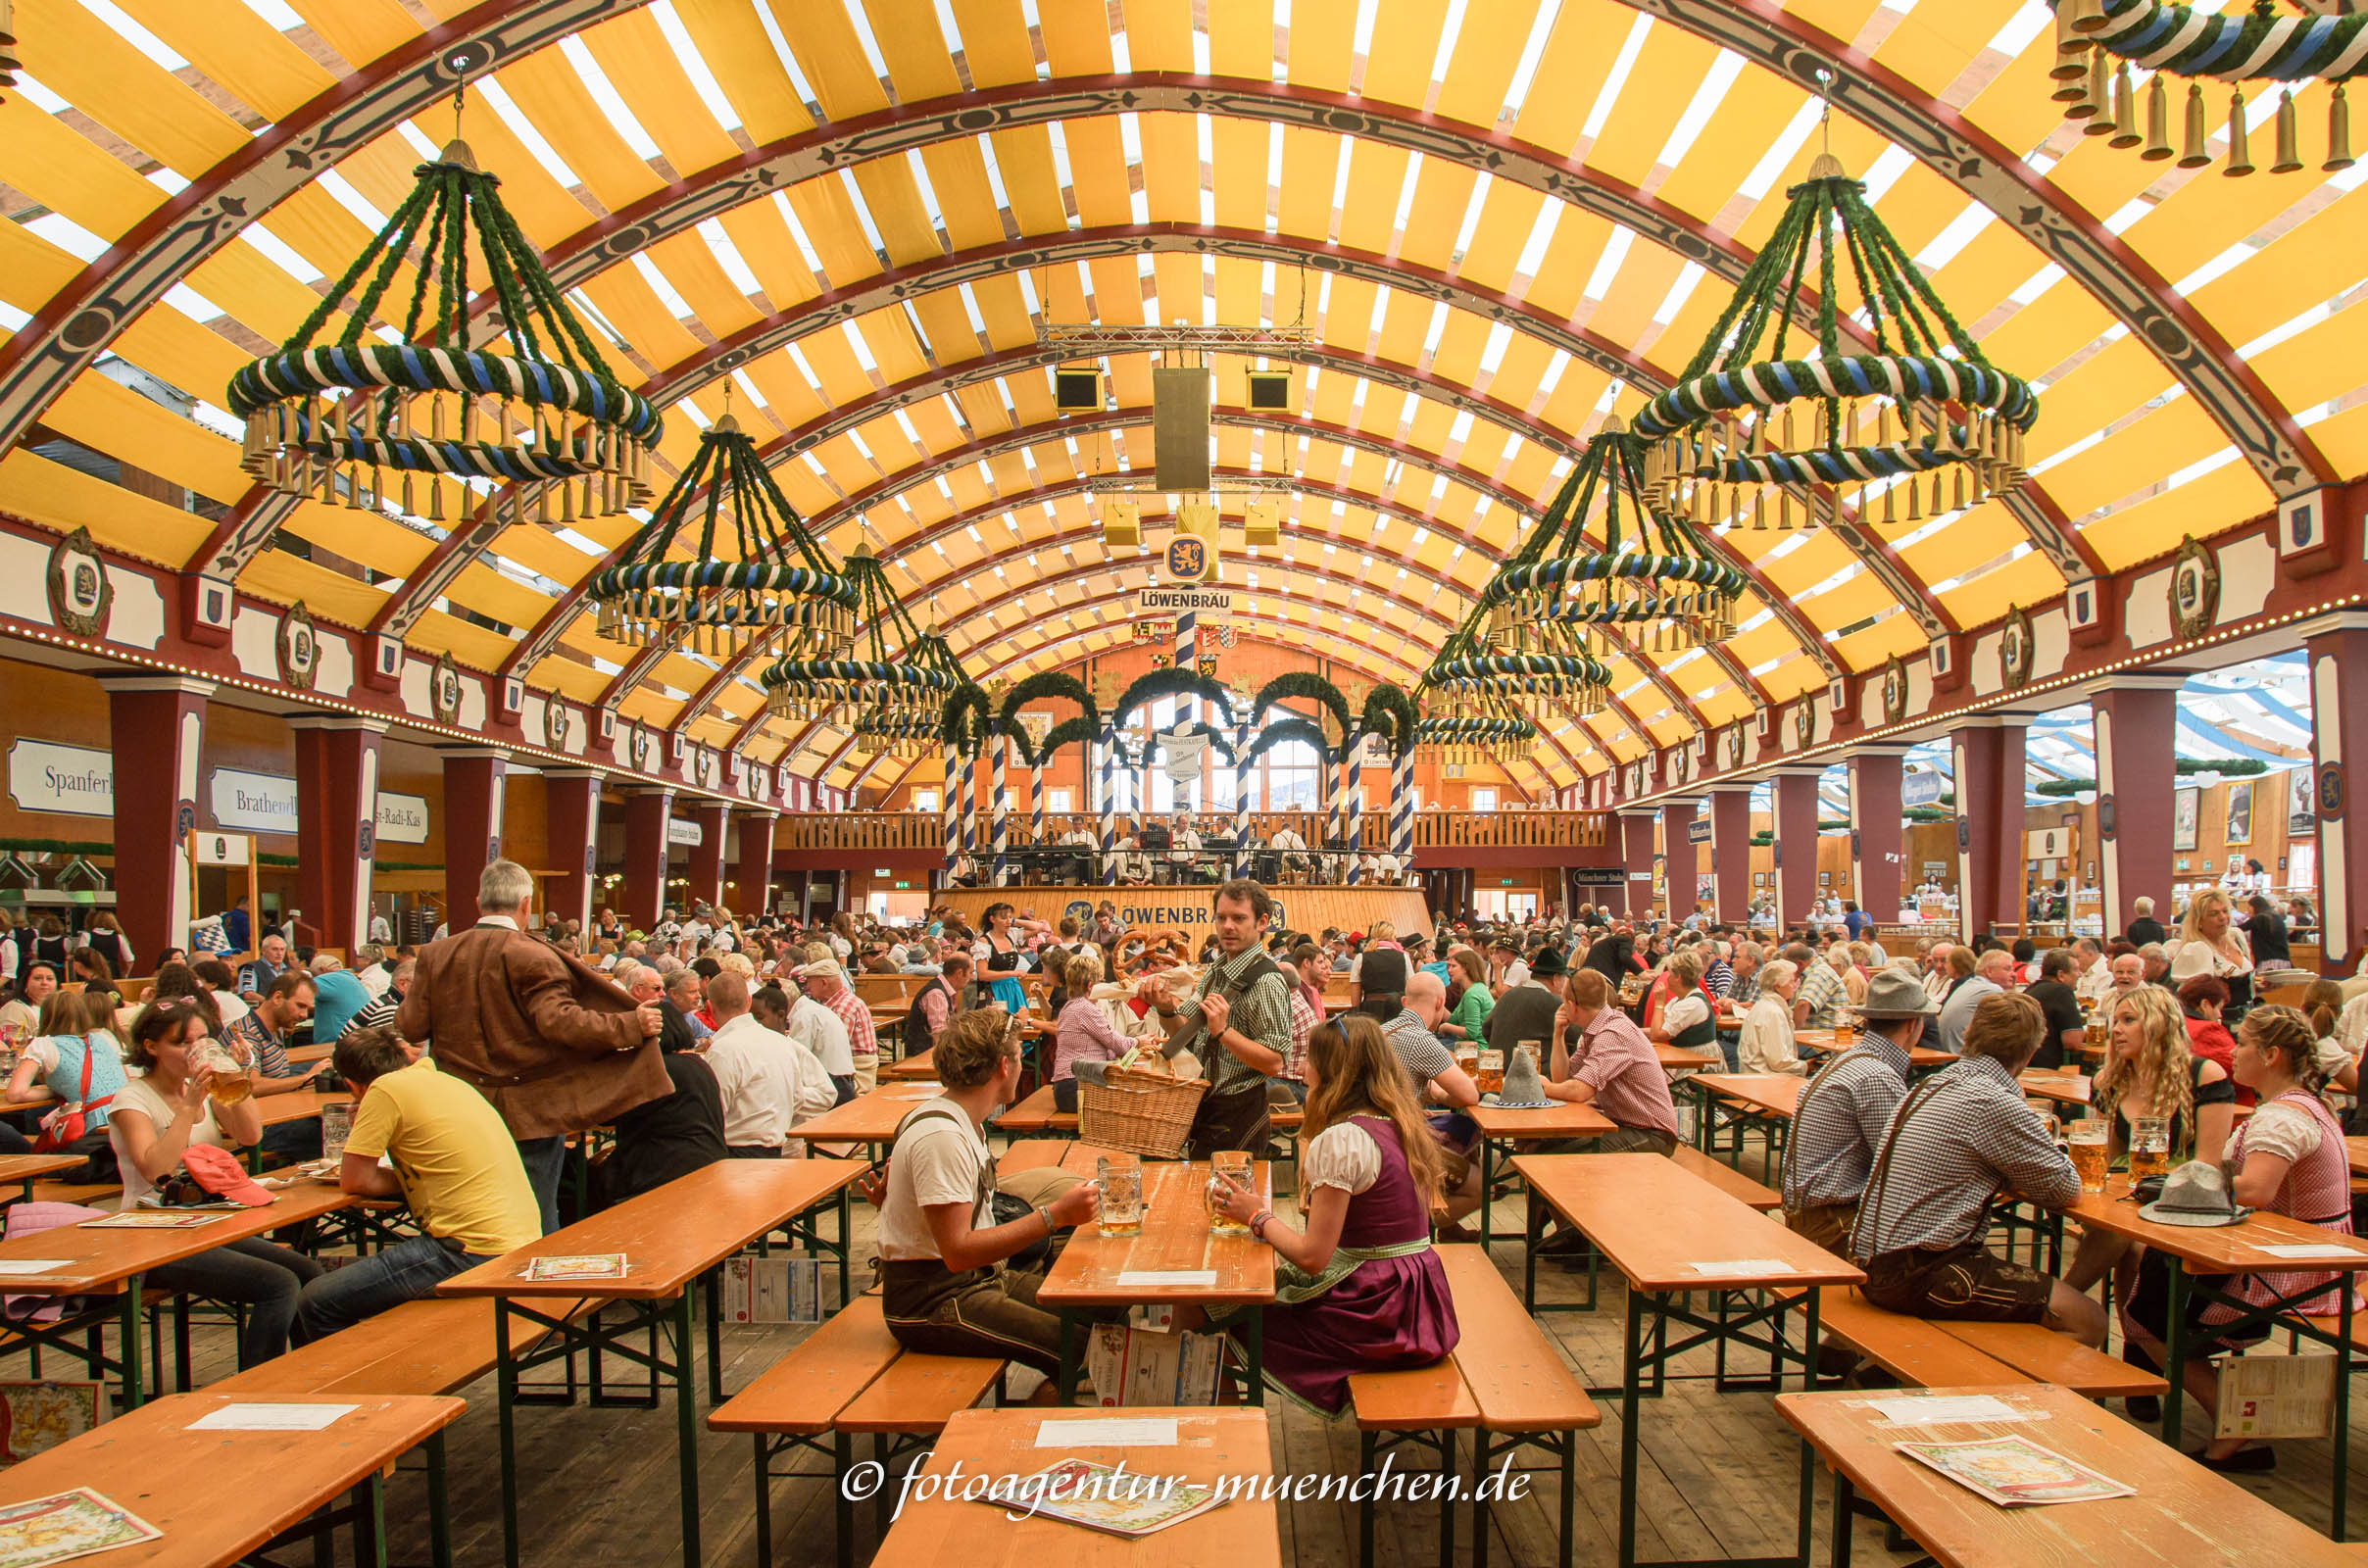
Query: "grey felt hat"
1856 966 1940 1018
2138 1159 2252 1228
1491 1045 1552 1108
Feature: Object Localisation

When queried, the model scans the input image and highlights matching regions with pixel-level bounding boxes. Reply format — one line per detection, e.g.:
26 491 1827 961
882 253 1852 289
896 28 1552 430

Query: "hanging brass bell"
2332 84 2357 172
2226 88 2256 176
2180 82 2212 169
2108 62 2142 148
2274 89 2302 173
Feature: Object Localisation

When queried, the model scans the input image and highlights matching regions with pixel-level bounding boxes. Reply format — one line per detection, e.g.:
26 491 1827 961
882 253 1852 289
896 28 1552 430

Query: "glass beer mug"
1097 1153 1144 1238
1206 1151 1253 1236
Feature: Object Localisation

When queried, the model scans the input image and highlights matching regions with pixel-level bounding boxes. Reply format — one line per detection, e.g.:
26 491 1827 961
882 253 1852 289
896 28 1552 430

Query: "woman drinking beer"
106 999 319 1367
2062 986 2234 1303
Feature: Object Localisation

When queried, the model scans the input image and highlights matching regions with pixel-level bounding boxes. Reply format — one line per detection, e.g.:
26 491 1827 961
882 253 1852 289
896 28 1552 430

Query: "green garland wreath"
2077 1 2368 83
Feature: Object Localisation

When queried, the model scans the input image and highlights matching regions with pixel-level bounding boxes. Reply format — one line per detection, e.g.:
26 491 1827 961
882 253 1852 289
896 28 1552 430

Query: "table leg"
1523 1187 1540 1314
1478 1136 1495 1249
705 1268 724 1402
358 1472 387 1568
1618 1288 1648 1568
2337 1284 2354 1542
1244 1306 1265 1406
117 1278 144 1410
672 1291 701 1568
496 1300 521 1568
1797 1292 1820 1568
2160 1260 2188 1447
426 1430 452 1568
836 1187 852 1307
833 1431 855 1568
1057 1309 1078 1403
1828 1468 1854 1568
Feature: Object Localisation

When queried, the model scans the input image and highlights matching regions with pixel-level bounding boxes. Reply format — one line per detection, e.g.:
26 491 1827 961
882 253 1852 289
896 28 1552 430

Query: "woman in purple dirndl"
1210 1014 1459 1414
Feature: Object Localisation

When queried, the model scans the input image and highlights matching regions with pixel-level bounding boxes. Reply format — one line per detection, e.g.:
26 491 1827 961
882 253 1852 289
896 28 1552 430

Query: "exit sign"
894 881 912 890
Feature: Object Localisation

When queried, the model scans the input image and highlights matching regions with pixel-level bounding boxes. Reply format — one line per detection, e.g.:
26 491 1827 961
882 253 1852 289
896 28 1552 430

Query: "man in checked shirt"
1850 990 2105 1347
1779 965 1935 1254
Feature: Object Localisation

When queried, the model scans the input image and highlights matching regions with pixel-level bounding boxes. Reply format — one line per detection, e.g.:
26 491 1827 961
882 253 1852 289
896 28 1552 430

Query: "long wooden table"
440 1158 868 1568
868 1405 1282 1567
1038 1159 1275 1404
2347 1135 2368 1177
2064 1173 2368 1535
1778 1381 2364 1567
0 1183 353 1407
1464 1099 1615 1254
1687 1071 1802 1168
2017 1069 2093 1107
1515 1152 1863 1568
0 1151 90 1201
0 1392 467 1568
1796 1029 1954 1070
795 1082 956 1154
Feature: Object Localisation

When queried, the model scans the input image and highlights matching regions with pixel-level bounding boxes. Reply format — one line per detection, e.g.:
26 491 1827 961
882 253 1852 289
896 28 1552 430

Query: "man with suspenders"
1779 966 1933 1253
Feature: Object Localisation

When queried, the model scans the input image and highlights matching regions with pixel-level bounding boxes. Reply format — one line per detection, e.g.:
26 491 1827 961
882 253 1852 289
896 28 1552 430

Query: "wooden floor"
161 1158 2365 1567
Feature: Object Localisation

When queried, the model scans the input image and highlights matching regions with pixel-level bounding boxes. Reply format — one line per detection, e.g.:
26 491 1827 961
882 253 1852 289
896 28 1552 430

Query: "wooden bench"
211 1294 591 1398
995 1140 1072 1179
1669 1146 1781 1211
1347 1248 1598 1568
1788 1288 2169 1398
708 1295 1004 1568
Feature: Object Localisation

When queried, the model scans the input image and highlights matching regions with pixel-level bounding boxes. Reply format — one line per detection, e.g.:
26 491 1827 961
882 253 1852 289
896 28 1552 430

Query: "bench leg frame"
1469 1428 1574 1568
493 1291 703 1568
1357 1427 1459 1568
1617 1286 1817 1568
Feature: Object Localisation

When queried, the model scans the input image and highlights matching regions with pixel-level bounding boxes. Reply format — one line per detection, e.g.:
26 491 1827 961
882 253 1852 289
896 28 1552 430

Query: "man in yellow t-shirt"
292 1026 542 1345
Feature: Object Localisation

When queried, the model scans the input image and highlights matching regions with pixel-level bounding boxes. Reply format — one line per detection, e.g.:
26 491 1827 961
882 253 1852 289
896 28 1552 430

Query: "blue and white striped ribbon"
1176 610 1199 808
1326 752 1348 875
962 750 981 858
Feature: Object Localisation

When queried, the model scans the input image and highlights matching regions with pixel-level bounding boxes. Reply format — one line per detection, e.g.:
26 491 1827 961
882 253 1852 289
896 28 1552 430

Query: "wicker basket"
1077 1063 1208 1158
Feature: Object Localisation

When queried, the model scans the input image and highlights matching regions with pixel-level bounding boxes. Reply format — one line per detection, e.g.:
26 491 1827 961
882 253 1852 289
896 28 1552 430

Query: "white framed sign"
192 831 252 866
7 739 115 817
667 817 703 847
375 792 430 845
210 768 301 834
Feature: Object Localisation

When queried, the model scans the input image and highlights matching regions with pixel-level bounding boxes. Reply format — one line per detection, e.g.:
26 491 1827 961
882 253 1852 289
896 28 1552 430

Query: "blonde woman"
2170 887 2255 1018
2062 985 2235 1298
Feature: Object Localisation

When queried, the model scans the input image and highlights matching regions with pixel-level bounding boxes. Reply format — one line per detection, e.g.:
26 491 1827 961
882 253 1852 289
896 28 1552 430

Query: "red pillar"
438 749 509 931
684 799 730 913
544 770 604 935
1849 746 1907 926
1662 800 1699 924
619 789 674 932
2305 617 2368 971
1950 721 2028 943
292 717 385 956
2089 678 2183 942
1708 786 1753 925
1619 810 1657 919
732 810 778 919
103 675 212 967
1772 770 1821 931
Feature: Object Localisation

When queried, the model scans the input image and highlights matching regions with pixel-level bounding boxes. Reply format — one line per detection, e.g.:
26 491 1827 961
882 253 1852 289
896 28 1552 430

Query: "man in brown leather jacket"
397 859 666 1231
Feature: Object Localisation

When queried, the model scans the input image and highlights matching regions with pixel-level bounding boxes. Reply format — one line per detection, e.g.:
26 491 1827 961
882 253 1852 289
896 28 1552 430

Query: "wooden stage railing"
772 809 1609 854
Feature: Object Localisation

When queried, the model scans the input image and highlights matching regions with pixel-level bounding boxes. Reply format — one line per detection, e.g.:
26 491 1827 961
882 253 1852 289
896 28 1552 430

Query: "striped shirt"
1702 958 1734 999
816 985 877 1062
1779 1035 1911 1212
1560 1006 1682 1141
1849 1055 2080 1263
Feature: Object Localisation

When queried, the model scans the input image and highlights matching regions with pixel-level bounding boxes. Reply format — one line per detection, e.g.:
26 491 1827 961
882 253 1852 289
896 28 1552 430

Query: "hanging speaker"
1242 497 1283 548
1245 369 1293 413
1153 366 1212 491
1053 367 1105 413
1100 498 1142 548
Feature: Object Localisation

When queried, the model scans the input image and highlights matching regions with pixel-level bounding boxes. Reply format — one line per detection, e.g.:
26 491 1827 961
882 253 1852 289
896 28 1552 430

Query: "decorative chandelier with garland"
1632 135 2040 535
1412 708 1538 767
1420 600 1612 724
586 406 855 655
2050 1 2361 177
226 90 660 527
761 547 965 732
1479 420 1745 659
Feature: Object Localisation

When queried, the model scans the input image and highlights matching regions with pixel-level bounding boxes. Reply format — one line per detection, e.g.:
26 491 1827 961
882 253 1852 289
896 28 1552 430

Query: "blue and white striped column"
1232 711 1255 877
989 734 1010 884
1345 742 1365 884
1028 757 1046 855
962 749 981 858
1098 728 1118 886
1391 747 1416 884
942 755 962 881
1175 610 1199 809
1325 750 1349 880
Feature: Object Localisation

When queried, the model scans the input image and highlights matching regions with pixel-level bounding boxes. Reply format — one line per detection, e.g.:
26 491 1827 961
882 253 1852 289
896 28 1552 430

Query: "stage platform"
936 884 1430 937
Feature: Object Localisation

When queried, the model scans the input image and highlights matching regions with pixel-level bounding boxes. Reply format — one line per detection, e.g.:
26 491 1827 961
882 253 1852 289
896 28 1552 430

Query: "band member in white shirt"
1166 811 1203 882
1112 821 1154 886
1268 822 1309 881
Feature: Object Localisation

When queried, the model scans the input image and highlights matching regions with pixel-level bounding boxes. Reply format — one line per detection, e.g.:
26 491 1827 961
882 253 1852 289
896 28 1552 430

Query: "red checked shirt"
1561 1005 1682 1141
818 985 878 1063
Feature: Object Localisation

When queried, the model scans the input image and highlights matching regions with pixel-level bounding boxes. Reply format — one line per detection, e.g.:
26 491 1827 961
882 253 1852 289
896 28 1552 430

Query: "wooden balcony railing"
772 809 1609 855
